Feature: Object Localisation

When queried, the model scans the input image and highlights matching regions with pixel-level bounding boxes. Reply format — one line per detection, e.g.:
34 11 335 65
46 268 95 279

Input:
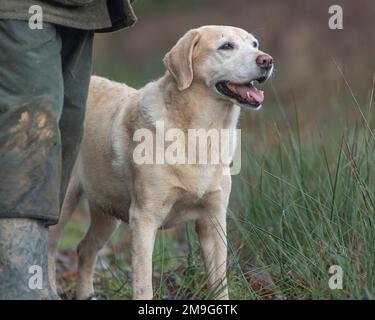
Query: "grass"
58 76 374 300
228 121 374 299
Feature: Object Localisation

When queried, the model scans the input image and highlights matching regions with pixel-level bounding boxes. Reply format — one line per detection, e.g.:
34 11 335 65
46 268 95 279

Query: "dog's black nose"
256 54 273 69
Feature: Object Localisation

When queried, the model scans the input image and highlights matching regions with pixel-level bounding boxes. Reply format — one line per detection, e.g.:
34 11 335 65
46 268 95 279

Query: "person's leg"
58 27 93 205
0 20 63 299
46 28 94 297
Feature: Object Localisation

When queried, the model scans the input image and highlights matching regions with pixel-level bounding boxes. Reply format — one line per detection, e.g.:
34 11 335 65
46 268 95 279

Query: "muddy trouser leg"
0 20 93 299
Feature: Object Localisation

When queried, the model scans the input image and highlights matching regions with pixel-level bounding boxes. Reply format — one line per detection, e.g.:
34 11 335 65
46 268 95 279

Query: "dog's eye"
218 42 234 50
252 41 258 48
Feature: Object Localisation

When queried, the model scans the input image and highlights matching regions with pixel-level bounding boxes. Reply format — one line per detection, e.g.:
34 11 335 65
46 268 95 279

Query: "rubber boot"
0 218 60 300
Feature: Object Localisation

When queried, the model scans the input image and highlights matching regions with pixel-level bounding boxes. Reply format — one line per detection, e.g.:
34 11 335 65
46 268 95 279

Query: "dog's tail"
50 173 83 240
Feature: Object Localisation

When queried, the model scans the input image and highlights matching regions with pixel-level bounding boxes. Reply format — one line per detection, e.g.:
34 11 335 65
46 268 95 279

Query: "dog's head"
163 25 273 110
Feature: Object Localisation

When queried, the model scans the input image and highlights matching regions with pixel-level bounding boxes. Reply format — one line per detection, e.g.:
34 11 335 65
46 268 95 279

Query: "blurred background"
58 0 375 299
93 0 375 128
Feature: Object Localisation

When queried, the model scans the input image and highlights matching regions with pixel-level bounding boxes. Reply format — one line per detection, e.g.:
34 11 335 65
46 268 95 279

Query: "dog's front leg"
130 211 158 300
196 211 229 300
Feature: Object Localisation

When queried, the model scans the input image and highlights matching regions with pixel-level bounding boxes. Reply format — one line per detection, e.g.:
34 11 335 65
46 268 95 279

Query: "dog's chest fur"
158 164 223 227
171 164 220 199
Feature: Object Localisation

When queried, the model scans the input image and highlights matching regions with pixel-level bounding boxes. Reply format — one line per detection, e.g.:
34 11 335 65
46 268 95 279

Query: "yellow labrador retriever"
48 25 273 300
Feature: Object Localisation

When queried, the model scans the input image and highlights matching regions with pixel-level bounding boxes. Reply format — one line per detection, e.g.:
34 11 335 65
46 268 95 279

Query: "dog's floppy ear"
163 30 201 91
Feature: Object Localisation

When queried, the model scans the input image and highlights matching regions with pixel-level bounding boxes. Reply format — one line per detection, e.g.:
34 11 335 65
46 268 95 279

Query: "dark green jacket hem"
0 0 137 32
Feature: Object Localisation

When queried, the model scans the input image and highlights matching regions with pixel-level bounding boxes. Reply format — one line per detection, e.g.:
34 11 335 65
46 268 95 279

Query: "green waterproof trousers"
0 20 93 225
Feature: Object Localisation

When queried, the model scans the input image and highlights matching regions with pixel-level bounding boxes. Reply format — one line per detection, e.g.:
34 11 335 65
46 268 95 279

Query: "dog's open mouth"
215 80 264 108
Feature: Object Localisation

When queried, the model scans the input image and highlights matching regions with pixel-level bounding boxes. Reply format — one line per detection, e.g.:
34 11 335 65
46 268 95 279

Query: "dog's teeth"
246 92 252 100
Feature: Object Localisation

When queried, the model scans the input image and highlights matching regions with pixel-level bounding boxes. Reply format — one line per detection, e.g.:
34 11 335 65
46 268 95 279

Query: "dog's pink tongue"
235 84 264 103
